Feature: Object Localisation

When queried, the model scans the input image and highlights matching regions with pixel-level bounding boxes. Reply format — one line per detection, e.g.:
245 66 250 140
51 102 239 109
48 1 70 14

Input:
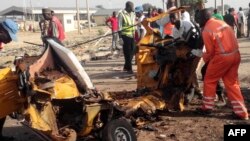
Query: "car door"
0 68 25 118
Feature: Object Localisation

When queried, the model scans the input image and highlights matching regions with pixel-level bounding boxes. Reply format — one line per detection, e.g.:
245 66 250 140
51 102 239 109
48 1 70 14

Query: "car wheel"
102 118 137 141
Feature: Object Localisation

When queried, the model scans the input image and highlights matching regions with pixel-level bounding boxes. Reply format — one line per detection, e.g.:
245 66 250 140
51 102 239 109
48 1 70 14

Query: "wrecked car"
106 7 202 123
0 7 201 141
0 38 137 141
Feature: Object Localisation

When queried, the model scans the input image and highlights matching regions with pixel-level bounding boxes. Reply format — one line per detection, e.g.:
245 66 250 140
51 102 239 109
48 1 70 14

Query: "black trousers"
121 35 135 71
201 62 223 96
0 117 6 136
247 19 250 37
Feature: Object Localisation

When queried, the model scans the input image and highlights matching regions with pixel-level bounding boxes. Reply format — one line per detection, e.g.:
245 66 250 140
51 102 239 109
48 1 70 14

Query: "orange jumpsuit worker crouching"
197 9 249 120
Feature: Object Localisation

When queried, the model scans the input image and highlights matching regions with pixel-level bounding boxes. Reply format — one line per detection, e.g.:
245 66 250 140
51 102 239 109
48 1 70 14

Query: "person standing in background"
232 8 239 37
42 8 65 42
224 8 238 36
238 7 246 38
106 11 119 51
247 3 250 37
135 6 146 42
118 1 136 74
150 8 160 29
212 9 224 20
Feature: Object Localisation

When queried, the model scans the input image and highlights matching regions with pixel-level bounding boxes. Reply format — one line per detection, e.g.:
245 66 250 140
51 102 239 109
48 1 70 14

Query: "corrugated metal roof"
0 6 32 16
0 6 97 16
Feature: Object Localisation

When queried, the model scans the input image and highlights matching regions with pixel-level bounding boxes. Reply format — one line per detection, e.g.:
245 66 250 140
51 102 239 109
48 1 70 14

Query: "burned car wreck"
0 8 201 141
0 38 137 141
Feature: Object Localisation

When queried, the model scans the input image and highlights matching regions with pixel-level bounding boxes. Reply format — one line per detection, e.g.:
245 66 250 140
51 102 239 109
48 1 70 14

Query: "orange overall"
164 22 174 36
202 18 248 119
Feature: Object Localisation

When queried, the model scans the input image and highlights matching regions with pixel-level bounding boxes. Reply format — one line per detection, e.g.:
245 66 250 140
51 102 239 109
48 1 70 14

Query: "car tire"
102 118 137 141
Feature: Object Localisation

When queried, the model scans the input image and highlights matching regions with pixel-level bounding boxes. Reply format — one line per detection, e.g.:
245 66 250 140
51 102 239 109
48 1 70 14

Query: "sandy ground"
1 29 250 141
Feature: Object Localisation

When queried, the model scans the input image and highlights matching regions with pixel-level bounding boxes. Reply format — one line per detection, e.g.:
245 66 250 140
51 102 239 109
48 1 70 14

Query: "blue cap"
2 19 18 41
135 6 143 13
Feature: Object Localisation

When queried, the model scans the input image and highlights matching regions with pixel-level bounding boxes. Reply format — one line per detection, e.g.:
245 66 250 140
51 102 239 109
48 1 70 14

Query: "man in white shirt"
181 9 191 21
170 14 198 45
135 6 146 41
238 7 246 37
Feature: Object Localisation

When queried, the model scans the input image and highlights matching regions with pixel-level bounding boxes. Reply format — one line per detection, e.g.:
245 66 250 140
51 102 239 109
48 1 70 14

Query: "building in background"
93 9 120 26
0 6 97 32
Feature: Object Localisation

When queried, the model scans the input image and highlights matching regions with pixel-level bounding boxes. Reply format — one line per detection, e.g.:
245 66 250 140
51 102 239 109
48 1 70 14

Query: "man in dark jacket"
224 8 238 30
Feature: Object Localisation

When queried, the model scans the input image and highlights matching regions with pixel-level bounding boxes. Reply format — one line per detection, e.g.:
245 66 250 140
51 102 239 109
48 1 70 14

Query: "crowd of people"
0 1 250 140
213 5 250 39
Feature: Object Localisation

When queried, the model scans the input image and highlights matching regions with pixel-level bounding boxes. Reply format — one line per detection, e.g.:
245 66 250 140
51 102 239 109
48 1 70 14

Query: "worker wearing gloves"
118 1 136 74
0 19 18 141
196 9 249 120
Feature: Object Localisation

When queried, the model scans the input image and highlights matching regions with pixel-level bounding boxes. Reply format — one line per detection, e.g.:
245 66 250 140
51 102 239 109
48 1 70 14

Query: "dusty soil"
1 28 250 141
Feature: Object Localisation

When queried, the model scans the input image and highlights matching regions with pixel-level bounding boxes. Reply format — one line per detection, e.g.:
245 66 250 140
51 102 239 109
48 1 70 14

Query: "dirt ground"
1 28 250 141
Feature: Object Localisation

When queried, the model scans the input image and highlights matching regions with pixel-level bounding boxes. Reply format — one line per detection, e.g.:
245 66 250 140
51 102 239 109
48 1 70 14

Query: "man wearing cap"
0 19 18 141
42 8 65 42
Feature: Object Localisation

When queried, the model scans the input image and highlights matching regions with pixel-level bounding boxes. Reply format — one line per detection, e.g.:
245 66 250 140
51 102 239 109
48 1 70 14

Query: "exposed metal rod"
76 0 80 34
86 0 91 32
221 0 224 15
162 0 165 11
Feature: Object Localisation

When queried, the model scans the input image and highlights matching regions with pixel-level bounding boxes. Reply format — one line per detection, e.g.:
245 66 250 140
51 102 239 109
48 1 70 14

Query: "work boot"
127 70 134 74
232 112 249 120
194 88 203 100
123 68 134 74
215 87 226 107
194 108 212 115
215 95 226 107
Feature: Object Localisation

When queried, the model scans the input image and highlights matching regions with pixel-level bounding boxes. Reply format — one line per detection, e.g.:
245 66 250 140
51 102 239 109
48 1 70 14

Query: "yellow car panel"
0 68 25 118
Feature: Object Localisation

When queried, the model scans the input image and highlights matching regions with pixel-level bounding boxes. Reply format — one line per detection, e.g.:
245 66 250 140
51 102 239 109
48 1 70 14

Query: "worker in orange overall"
196 9 249 120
